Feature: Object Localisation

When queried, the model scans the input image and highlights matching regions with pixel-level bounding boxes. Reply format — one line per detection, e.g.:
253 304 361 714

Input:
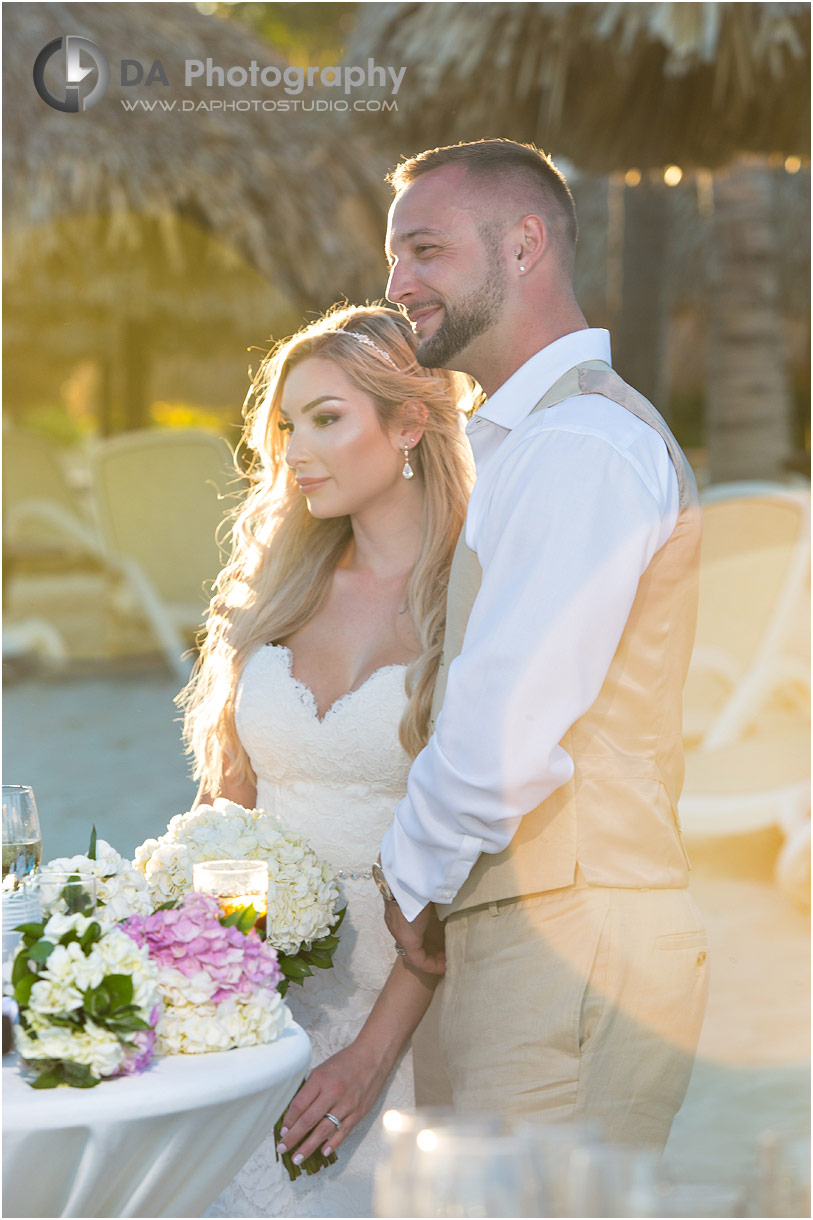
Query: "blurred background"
2 2 810 1206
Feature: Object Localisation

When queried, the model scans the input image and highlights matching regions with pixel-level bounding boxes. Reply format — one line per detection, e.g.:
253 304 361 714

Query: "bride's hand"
277 1041 391 1163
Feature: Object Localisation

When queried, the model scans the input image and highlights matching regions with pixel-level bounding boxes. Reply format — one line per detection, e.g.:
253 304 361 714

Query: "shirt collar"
476 329 612 431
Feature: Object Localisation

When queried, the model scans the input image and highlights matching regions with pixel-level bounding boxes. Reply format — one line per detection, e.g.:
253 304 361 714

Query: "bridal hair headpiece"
343 331 397 369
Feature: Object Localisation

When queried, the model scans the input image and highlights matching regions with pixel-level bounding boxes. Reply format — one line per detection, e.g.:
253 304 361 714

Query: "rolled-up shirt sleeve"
380 406 679 919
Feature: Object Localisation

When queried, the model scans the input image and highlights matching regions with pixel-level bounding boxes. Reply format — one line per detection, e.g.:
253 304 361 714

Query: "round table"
2 1022 311 1218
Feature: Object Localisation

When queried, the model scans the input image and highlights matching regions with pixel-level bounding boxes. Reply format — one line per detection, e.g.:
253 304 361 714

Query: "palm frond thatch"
3 1 388 305
346 2 810 172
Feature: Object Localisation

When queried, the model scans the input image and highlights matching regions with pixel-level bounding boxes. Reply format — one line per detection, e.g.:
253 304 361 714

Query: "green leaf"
219 904 258 935
14 973 36 1006
316 935 339 950
88 826 97 861
153 899 179 911
12 952 35 986
48 1013 84 1028
26 941 54 964
83 985 111 1020
29 1069 64 1089
303 952 333 970
103 974 134 1009
13 922 45 939
106 1015 151 1034
272 1095 338 1181
278 958 312 980
63 1061 100 1088
62 876 93 915
79 922 102 952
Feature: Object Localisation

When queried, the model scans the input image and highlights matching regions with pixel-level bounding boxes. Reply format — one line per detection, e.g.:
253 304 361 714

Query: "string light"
784 155 802 174
624 168 641 187
664 165 683 187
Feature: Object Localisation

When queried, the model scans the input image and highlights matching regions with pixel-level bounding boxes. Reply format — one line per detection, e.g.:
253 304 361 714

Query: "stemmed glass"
375 1108 535 1218
2 786 42 933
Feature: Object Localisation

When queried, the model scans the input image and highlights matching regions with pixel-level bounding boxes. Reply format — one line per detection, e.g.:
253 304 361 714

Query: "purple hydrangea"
117 1003 161 1076
123 893 282 1004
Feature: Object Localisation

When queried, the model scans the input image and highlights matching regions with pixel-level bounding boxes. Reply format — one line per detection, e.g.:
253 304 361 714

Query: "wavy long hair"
179 304 476 793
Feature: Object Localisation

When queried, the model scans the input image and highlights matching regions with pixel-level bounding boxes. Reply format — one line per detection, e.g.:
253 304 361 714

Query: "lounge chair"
90 429 240 682
679 483 810 885
3 429 105 578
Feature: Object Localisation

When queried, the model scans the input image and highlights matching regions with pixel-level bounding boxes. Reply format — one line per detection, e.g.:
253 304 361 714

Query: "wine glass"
564 1142 662 1218
375 1109 533 1218
2 786 42 933
755 1131 811 1218
515 1116 602 1216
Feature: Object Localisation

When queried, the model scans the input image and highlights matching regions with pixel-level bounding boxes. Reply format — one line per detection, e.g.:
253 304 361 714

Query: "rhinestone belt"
335 869 373 881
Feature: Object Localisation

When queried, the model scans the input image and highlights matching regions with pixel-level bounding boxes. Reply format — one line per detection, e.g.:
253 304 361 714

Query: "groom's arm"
381 414 678 921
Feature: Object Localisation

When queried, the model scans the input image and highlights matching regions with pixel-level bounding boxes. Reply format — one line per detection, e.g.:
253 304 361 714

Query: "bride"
179 304 474 1217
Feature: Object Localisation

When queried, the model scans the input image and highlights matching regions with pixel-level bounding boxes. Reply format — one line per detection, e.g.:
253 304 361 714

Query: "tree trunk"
706 157 792 482
120 317 151 432
614 177 671 417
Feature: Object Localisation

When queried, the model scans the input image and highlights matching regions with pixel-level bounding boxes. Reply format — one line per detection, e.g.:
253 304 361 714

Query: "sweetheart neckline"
262 643 408 724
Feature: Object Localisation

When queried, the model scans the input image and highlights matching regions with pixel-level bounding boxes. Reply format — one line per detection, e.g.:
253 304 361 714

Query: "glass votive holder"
192 859 269 935
36 870 98 920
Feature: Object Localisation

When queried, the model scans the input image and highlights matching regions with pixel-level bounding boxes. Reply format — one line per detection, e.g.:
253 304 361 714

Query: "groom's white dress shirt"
381 328 680 921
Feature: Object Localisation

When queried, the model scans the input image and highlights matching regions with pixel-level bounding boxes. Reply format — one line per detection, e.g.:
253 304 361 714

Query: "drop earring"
402 445 414 480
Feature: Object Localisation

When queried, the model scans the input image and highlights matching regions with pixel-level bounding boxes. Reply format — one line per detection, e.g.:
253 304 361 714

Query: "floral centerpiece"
11 911 161 1088
7 805 345 1093
134 800 345 995
123 893 288 1055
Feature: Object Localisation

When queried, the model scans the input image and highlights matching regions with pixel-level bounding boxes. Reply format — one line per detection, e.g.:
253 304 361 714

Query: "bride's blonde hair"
179 303 475 793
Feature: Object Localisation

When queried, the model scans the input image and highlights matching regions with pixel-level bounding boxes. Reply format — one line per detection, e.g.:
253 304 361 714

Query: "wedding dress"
207 643 415 1218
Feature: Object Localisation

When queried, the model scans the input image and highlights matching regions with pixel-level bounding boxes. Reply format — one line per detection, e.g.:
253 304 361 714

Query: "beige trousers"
414 879 709 1151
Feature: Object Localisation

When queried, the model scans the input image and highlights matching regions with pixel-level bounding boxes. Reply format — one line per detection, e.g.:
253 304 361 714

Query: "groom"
375 139 709 1149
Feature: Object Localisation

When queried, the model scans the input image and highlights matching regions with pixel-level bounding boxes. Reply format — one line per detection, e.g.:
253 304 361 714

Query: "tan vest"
432 362 701 919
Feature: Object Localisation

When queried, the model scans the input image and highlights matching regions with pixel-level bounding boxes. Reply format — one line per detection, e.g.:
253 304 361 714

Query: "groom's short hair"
388 139 578 264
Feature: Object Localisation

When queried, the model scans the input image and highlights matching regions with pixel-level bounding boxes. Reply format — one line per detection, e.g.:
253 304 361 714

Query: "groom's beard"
415 256 507 370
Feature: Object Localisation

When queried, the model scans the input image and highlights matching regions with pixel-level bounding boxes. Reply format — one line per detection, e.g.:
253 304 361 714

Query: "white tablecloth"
2 1023 311 1217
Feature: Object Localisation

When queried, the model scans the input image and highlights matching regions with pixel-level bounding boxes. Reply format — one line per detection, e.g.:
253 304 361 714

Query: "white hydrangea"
16 919 161 1080
155 989 291 1055
38 841 153 924
17 1019 127 1079
134 800 342 956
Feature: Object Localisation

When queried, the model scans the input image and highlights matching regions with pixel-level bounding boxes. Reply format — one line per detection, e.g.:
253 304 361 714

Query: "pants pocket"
654 930 708 950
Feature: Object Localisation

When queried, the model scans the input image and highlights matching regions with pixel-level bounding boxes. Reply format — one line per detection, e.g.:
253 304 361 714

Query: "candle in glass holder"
192 859 269 936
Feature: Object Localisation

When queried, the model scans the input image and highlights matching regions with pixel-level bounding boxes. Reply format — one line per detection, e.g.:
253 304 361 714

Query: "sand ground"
3 658 809 1214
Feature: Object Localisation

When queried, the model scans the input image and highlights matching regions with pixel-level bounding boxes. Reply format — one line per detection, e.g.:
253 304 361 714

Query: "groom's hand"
383 899 446 975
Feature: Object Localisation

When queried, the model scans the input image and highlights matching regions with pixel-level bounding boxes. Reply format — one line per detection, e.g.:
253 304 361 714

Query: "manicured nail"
323 1145 332 1156
276 1142 287 1154
280 1126 289 1136
292 1153 304 1166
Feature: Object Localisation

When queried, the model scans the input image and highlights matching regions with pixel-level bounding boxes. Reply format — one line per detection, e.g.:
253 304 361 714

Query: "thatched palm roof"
346 2 810 172
3 1 387 305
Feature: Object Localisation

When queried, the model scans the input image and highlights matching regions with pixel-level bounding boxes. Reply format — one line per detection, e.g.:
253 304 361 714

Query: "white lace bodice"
207 644 415 1218
235 644 412 873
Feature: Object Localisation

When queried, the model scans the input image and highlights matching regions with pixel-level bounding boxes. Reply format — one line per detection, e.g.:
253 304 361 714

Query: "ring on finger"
394 943 407 957
324 1112 343 1131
